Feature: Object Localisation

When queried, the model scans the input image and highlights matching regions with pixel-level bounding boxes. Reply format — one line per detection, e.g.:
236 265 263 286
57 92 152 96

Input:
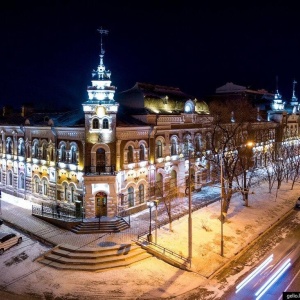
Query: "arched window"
34 178 39 193
19 173 25 189
171 138 177 156
170 170 177 190
42 143 47 160
93 119 99 129
139 145 145 161
70 145 77 163
6 139 12 154
7 171 13 186
102 118 109 129
128 146 134 163
49 147 54 161
64 184 68 200
32 141 38 158
26 144 30 159
156 140 162 158
18 141 25 156
156 173 163 197
195 136 202 153
138 184 144 204
128 187 134 207
183 137 190 157
96 148 106 172
61 145 66 162
71 186 75 203
42 179 48 196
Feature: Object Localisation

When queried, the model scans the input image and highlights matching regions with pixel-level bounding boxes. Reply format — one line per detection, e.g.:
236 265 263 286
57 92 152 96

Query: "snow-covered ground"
0 180 299 299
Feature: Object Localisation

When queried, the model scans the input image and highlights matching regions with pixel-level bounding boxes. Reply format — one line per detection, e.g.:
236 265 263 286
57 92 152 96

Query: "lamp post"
220 153 224 257
188 150 192 266
154 200 159 243
243 169 250 206
147 201 154 242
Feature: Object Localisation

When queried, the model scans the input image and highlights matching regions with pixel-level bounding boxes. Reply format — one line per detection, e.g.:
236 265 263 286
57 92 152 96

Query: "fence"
32 203 83 222
135 236 189 265
84 165 115 176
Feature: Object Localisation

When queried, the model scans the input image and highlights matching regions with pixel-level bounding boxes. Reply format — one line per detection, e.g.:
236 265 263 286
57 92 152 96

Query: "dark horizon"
1 1 299 110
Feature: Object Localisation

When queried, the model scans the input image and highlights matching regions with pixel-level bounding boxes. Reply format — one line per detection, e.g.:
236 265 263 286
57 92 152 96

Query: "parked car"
295 197 300 209
0 232 22 255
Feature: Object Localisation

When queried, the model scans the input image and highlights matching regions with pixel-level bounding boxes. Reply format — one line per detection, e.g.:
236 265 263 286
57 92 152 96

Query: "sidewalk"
0 185 221 249
0 181 298 299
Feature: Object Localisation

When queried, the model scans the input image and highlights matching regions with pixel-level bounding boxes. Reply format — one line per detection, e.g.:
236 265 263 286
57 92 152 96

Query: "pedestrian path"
0 185 221 250
0 194 110 248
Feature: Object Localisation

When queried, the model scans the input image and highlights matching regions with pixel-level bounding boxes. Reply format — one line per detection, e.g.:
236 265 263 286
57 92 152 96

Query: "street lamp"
220 153 224 257
147 201 155 242
154 200 159 243
188 150 193 266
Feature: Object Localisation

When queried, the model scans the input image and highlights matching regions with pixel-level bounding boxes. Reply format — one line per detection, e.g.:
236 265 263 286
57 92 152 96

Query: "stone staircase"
70 218 130 234
38 243 152 271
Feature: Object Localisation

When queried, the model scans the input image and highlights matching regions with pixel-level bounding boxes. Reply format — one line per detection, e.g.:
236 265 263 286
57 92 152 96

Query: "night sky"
1 1 300 111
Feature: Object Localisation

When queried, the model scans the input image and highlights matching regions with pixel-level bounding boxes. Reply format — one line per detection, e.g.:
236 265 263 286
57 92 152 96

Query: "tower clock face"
184 103 191 113
184 100 195 113
96 106 106 117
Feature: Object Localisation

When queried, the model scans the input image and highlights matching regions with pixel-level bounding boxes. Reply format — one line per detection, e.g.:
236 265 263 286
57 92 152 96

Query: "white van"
0 232 22 254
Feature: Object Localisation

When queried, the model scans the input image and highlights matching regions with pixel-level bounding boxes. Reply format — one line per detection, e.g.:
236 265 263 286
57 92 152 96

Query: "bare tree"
288 143 300 189
235 144 255 206
206 98 257 219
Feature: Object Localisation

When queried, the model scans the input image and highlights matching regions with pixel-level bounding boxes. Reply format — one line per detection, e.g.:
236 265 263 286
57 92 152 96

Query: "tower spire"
290 79 298 113
85 27 116 105
97 27 109 68
292 79 297 99
271 75 285 111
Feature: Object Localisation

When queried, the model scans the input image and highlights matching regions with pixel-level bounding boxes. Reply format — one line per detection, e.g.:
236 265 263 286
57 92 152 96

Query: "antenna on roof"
276 75 279 93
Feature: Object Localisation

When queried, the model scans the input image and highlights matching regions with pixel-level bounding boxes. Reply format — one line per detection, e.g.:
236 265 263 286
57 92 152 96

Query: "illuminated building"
0 30 296 220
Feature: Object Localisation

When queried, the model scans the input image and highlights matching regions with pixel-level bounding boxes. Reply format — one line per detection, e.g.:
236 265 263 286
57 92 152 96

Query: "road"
216 209 300 300
0 222 51 300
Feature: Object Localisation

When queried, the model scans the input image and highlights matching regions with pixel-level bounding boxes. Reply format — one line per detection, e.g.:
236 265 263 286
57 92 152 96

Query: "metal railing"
117 208 131 226
84 165 116 176
32 203 83 222
135 236 189 264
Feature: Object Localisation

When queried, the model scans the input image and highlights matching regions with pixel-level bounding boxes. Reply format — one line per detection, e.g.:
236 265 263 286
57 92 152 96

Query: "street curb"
2 218 57 248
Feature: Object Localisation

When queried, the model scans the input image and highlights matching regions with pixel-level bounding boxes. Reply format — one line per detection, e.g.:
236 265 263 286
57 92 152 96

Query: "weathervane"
293 79 297 97
97 27 109 55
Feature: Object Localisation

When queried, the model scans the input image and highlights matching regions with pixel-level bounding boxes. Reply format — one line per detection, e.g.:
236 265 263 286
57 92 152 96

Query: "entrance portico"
83 175 118 218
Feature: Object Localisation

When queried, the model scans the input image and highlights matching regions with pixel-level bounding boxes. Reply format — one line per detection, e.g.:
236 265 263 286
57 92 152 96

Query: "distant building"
208 82 274 116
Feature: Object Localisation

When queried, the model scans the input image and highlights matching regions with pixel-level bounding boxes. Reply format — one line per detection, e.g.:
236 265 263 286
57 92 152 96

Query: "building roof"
116 82 209 114
0 108 85 127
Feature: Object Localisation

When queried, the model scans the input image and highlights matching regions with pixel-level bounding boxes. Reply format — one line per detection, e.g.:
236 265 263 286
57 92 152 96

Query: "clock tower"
82 28 119 218
83 28 119 145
